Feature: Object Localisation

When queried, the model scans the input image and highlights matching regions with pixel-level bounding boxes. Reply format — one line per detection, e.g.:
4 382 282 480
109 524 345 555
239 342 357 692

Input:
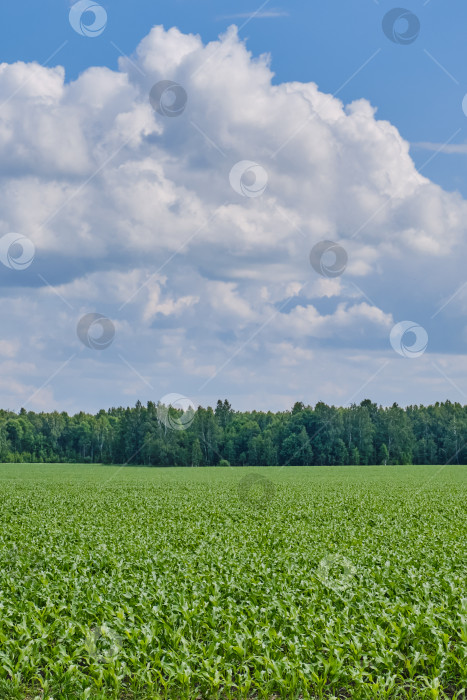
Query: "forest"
0 399 466 466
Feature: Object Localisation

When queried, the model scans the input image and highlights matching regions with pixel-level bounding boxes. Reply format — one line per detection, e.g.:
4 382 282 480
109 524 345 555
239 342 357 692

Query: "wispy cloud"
218 9 289 20
412 142 467 155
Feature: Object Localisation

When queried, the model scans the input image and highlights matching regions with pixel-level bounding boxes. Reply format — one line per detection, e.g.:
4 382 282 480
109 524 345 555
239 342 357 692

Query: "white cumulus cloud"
0 24 465 411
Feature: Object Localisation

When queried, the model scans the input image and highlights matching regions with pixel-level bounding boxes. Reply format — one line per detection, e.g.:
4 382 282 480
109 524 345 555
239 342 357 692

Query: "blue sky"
0 1 467 414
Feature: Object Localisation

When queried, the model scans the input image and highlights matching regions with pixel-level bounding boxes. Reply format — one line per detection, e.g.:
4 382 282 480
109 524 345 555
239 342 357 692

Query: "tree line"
0 399 466 466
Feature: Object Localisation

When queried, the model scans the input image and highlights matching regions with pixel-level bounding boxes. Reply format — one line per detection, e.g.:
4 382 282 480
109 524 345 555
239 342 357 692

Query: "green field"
0 464 465 699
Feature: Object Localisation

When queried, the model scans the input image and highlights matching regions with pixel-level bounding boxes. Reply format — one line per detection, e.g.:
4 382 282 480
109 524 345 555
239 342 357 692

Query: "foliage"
0 463 465 698
1 399 467 467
